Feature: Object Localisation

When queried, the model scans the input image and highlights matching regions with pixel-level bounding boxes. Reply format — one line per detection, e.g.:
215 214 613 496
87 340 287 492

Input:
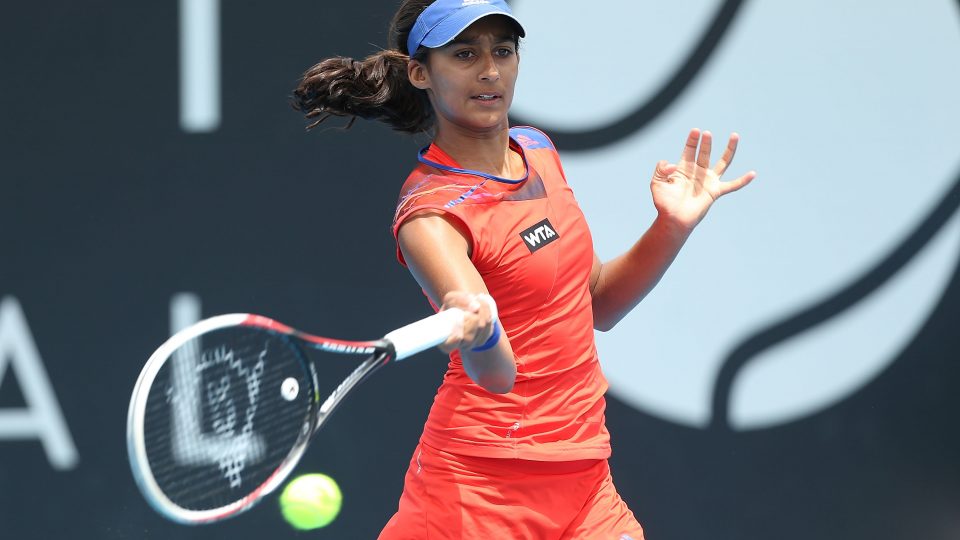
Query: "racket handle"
385 308 465 361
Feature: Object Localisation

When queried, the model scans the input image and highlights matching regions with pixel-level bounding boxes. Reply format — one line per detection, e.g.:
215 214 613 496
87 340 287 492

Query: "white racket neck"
384 307 465 360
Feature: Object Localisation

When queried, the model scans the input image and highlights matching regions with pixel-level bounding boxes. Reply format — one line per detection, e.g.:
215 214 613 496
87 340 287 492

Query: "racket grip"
385 308 465 361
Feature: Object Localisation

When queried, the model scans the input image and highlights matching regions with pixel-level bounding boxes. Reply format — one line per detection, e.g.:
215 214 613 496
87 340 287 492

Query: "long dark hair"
291 0 435 133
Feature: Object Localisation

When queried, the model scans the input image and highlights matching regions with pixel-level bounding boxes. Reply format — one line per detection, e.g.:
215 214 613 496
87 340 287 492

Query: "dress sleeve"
391 173 484 267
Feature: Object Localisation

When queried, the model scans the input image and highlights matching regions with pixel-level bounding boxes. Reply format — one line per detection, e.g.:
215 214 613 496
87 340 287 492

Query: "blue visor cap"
407 0 526 55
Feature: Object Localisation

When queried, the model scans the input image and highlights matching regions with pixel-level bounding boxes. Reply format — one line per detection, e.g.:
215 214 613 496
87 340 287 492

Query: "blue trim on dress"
510 126 555 150
416 135 530 185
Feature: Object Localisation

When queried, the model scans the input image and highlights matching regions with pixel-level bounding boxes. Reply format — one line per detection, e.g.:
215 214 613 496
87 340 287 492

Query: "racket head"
127 314 321 524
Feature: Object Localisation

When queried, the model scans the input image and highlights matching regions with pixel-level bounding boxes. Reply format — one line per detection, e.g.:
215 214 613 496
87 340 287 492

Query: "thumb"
652 160 677 181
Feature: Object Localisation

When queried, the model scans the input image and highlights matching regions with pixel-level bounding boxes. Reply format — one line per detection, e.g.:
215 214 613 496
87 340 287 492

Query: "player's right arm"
397 212 516 394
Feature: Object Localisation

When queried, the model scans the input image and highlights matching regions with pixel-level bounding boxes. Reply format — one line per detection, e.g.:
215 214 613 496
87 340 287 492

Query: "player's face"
410 16 520 135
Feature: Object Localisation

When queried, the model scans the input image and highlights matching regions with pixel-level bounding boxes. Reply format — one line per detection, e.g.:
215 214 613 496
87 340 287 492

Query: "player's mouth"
472 93 502 102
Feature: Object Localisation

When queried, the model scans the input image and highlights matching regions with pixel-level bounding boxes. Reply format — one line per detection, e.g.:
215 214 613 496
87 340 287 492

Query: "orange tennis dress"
379 127 644 540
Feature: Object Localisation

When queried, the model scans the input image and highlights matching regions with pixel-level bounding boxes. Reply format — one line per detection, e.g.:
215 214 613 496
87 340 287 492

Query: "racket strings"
142 327 316 512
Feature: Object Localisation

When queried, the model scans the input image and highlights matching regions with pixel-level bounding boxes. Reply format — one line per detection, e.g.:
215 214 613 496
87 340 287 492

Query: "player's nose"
478 53 500 82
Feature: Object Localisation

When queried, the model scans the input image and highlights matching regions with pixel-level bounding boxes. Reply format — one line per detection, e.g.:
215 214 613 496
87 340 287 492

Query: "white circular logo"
512 0 960 430
281 377 300 402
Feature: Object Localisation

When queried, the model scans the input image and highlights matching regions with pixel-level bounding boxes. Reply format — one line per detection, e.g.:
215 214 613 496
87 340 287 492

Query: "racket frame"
127 308 464 524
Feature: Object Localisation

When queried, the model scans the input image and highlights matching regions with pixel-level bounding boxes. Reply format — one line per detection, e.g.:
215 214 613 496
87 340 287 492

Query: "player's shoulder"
399 167 468 198
395 168 477 216
510 125 557 152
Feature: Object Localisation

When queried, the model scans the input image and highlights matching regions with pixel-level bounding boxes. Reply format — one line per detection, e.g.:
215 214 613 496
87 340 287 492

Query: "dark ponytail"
291 0 435 133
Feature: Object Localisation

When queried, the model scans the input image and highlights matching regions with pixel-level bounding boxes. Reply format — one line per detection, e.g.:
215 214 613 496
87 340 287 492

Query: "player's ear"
407 59 430 90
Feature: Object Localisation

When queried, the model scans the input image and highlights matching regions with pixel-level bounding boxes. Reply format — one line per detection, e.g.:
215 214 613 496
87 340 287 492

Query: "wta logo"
510 0 960 430
520 218 560 253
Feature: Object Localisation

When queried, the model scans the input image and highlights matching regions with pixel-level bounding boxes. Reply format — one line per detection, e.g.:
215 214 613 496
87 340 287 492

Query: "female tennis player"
292 0 755 537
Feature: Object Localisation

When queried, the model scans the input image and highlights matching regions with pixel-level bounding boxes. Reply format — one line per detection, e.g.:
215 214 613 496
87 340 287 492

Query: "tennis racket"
126 307 472 525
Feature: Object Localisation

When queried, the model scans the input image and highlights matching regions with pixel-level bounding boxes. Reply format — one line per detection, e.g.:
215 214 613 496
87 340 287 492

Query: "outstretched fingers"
680 128 702 166
696 131 713 170
712 133 740 176
673 129 756 198
716 170 757 197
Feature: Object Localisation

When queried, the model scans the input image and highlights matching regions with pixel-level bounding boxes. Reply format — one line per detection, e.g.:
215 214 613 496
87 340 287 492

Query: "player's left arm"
589 129 756 331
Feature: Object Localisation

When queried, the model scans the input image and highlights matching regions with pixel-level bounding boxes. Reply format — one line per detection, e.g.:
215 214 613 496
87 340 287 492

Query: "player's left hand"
650 128 756 232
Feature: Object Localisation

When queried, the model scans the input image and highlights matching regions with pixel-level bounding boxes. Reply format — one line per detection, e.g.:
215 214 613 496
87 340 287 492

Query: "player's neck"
432 126 523 180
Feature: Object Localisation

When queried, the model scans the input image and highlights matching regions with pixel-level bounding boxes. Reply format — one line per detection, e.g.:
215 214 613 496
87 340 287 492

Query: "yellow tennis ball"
279 473 343 530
